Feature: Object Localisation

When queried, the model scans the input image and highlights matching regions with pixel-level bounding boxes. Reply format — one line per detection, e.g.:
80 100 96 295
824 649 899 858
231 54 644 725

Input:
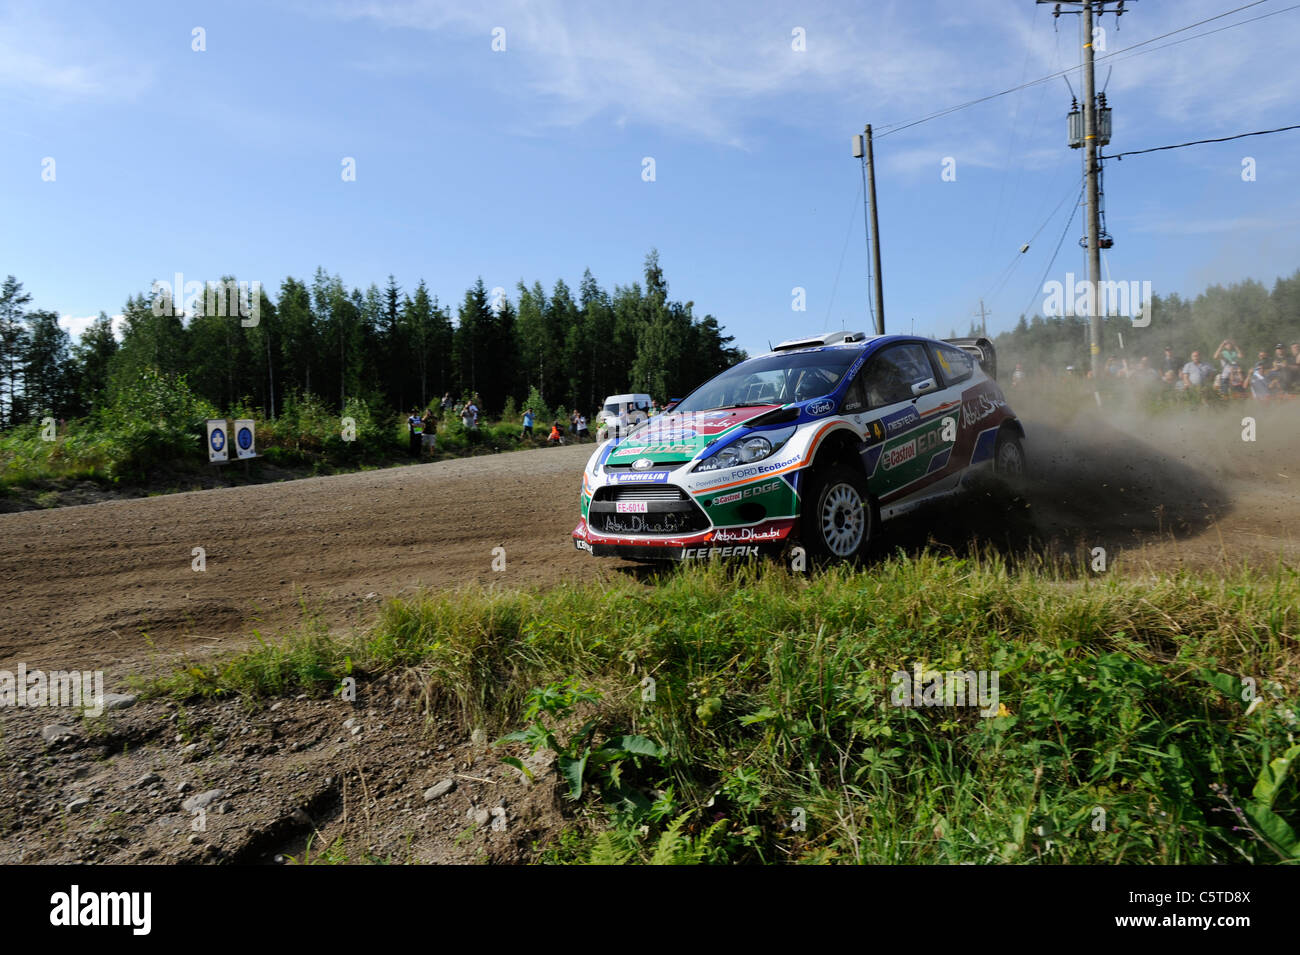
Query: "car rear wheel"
801 464 877 563
994 430 1027 480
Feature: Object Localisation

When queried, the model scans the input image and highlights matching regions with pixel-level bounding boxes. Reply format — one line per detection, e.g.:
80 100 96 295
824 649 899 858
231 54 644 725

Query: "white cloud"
326 0 1300 162
0 4 153 102
60 314 125 342
331 1 996 148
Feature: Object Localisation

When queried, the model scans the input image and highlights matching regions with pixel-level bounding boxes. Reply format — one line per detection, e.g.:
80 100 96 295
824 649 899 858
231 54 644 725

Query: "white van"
596 393 652 441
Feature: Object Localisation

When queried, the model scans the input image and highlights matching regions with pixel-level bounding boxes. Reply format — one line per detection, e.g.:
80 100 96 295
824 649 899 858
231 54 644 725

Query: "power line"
1022 181 1085 322
875 0 1289 140
823 177 864 331
982 176 1080 304
1107 123 1300 160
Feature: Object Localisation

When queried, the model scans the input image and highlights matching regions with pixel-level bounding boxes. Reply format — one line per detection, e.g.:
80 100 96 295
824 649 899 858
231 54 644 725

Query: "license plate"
615 501 649 513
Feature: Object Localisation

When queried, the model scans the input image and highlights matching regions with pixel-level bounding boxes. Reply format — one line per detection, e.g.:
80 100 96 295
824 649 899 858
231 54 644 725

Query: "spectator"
1180 350 1215 389
1162 347 1179 376
1011 362 1026 388
577 413 589 441
521 407 534 439
440 392 452 411
1223 363 1247 396
1249 352 1275 398
1213 339 1242 372
547 420 564 445
421 408 438 456
569 410 579 437
407 408 423 458
1273 344 1294 391
1130 355 1159 385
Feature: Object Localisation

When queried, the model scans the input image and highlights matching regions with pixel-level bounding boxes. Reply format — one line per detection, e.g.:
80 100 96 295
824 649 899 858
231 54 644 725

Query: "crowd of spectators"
1009 339 1300 399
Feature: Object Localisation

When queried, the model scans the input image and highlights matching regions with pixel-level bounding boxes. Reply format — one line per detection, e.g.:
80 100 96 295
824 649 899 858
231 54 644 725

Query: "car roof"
603 393 650 402
756 333 937 360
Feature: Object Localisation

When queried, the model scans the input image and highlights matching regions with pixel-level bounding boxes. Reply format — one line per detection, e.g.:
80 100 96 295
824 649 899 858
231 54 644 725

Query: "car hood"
605 405 778 467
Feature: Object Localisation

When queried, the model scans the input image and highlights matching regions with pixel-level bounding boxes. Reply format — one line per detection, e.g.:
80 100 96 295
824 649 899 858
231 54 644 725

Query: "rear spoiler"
944 337 997 380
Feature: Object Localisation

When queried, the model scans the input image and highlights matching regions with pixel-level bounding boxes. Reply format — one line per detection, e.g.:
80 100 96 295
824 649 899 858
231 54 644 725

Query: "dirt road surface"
0 445 602 675
2 397 1297 680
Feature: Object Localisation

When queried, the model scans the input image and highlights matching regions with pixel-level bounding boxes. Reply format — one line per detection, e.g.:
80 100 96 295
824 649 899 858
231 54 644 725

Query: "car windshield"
673 349 860 414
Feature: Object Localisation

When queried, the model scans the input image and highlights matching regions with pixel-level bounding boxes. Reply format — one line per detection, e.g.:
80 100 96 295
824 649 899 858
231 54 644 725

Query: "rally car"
572 331 1026 563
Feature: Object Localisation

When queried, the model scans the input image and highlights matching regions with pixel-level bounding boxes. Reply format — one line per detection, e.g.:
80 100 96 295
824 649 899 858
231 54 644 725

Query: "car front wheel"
801 464 877 563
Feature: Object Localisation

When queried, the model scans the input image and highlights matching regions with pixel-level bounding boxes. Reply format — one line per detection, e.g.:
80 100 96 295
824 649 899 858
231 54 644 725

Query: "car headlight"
694 435 773 472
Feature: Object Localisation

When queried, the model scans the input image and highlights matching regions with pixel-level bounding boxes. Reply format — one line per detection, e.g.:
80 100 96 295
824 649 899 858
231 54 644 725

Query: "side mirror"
911 377 938 397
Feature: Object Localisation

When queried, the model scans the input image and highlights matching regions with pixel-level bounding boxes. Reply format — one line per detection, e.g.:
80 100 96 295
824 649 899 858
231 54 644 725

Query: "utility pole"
1080 1 1102 379
1041 0 1129 379
974 299 990 338
852 126 886 335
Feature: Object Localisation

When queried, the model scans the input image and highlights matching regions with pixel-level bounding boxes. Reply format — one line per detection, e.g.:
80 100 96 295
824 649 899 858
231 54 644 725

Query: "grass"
150 553 1300 864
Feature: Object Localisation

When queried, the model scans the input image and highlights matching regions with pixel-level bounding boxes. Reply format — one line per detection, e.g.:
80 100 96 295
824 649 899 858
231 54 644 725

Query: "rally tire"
799 464 878 564
993 429 1027 482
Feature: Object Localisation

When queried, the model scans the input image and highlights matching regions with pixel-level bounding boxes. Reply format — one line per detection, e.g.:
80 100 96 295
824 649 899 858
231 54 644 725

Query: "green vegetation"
0 369 580 493
152 554 1300 865
2 250 733 492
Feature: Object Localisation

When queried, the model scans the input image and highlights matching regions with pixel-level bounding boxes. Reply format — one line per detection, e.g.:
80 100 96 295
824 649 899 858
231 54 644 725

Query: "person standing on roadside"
1213 339 1241 372
1162 347 1179 377
407 407 423 458
521 407 534 439
576 413 589 442
422 408 438 457
1180 350 1215 389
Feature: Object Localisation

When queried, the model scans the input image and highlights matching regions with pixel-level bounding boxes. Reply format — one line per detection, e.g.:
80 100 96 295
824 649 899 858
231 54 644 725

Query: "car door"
848 342 949 505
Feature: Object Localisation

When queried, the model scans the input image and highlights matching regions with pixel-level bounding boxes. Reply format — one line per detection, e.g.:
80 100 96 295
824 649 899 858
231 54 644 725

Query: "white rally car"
573 332 1025 562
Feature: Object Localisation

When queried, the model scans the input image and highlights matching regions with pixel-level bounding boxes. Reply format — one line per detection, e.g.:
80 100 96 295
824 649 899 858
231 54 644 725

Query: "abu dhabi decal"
600 513 691 534
961 392 1007 428
711 525 785 543
612 471 671 484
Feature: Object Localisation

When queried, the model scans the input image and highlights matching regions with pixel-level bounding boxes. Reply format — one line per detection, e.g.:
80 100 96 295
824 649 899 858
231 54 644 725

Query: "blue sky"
3 0 1298 356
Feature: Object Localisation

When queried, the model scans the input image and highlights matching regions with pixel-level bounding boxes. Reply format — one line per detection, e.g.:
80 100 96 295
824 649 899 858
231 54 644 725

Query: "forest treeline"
0 250 746 429
5 257 1299 431
983 269 1300 374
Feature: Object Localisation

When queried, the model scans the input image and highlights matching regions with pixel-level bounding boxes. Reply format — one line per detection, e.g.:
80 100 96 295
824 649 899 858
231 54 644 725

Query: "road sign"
207 419 228 463
234 419 257 459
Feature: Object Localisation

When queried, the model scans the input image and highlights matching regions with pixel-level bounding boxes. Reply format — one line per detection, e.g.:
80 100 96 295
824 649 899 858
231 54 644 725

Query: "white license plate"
615 501 649 513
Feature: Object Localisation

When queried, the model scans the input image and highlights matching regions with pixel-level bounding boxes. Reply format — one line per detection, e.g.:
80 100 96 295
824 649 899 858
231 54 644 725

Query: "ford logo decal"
807 399 834 416
631 458 654 470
